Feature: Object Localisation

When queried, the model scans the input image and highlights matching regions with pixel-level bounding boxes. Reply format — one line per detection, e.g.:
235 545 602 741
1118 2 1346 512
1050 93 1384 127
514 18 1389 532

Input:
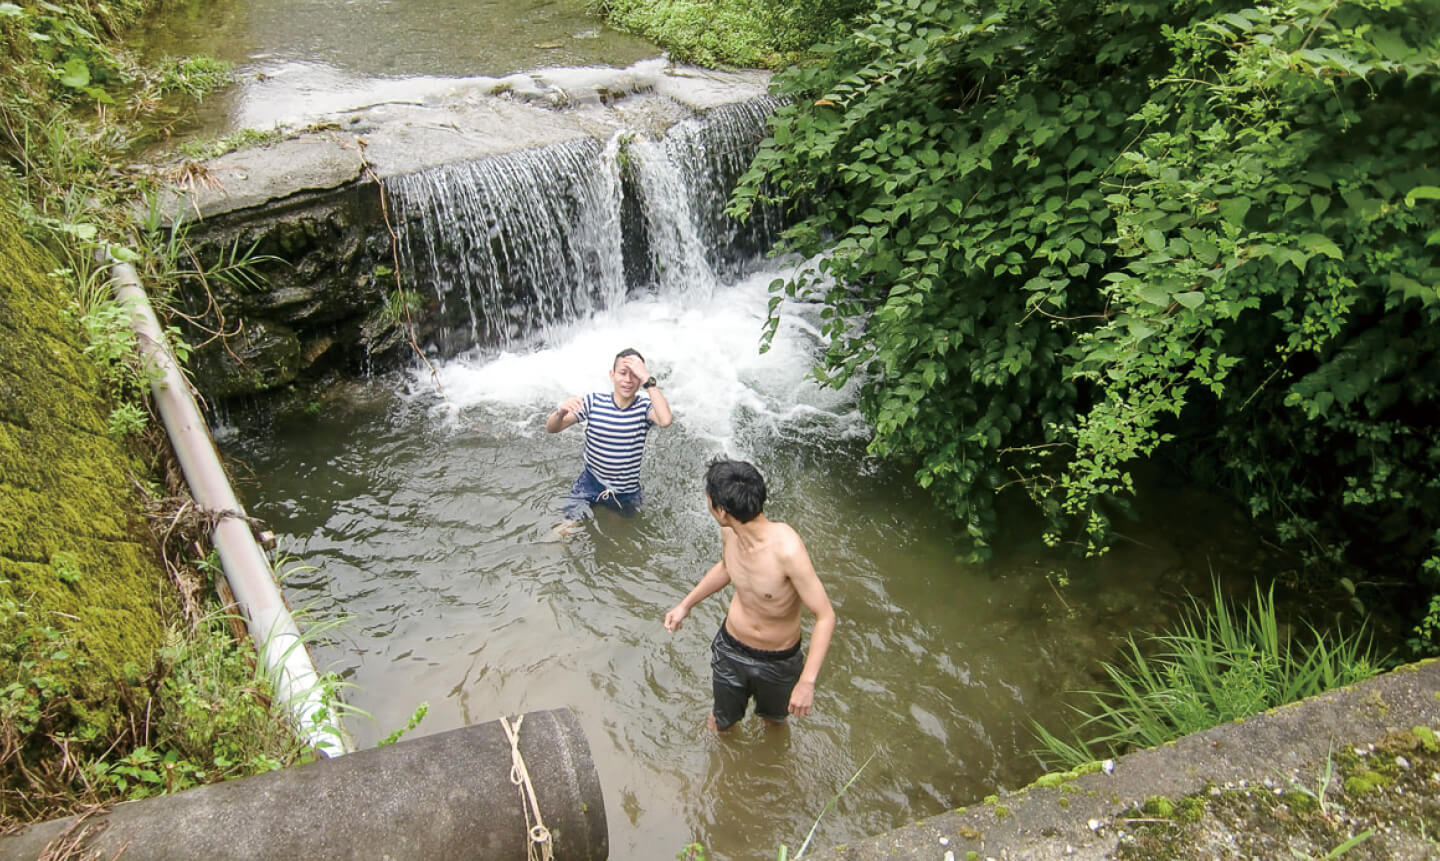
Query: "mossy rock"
0 198 169 739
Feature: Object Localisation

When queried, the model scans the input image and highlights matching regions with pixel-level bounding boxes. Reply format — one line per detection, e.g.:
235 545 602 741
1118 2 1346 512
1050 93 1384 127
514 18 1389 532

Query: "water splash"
418 263 865 450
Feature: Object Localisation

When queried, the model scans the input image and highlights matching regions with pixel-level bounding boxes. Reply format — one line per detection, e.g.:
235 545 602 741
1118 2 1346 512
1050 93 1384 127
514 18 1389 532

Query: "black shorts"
710 621 805 730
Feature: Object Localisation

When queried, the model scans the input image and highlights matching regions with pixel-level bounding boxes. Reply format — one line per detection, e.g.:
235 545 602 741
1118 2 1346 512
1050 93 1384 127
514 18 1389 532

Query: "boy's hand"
788 680 816 717
621 355 649 382
663 604 688 632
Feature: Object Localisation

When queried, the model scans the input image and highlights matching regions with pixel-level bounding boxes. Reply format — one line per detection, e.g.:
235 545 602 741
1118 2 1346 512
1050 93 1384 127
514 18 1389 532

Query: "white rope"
500 715 554 861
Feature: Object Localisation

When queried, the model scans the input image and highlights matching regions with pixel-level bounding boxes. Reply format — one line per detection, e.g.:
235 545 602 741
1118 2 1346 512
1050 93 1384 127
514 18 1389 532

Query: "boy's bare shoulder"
766 521 809 557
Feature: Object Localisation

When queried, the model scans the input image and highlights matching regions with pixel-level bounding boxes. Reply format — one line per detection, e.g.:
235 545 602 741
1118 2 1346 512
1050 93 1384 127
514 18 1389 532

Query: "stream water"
147 1 1303 855
217 271 1282 859
132 0 660 137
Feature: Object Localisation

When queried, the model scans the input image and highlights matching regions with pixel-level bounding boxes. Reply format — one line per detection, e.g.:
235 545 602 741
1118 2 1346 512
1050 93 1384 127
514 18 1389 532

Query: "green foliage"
145 54 232 101
730 0 1440 626
377 283 423 329
0 590 83 742
50 551 82 585
1034 582 1381 768
76 613 304 803
176 126 287 161
588 0 873 68
377 701 429 746
1411 587 1440 655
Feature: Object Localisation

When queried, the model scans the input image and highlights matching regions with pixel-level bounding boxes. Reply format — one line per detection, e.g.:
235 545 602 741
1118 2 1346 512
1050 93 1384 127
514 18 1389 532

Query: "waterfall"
386 137 626 356
384 96 782 357
628 96 785 293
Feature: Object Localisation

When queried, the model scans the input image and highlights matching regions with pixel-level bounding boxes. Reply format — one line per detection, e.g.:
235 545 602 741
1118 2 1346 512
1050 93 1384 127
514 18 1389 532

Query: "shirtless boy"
663 457 836 731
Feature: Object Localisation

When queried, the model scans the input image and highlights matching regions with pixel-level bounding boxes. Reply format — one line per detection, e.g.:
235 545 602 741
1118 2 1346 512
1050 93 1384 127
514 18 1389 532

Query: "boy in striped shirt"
546 348 673 526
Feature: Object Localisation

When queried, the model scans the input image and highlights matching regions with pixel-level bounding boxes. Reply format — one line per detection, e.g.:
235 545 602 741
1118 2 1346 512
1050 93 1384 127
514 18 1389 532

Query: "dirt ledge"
814 659 1440 860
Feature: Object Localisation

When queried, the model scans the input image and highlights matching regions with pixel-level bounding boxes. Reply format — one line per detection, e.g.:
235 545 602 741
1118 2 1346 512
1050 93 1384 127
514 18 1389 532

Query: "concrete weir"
1 708 606 860
813 660 1440 860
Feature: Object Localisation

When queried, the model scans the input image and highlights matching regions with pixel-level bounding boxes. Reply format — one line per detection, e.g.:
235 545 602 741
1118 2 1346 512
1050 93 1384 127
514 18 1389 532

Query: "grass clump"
587 0 872 68
1035 582 1381 768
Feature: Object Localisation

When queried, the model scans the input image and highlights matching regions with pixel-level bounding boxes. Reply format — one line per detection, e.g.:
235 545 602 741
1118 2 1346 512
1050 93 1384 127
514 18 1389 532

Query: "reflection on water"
218 268 1287 858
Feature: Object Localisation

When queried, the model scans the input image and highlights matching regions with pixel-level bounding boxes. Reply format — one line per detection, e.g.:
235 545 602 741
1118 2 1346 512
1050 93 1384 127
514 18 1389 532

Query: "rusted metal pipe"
108 261 348 755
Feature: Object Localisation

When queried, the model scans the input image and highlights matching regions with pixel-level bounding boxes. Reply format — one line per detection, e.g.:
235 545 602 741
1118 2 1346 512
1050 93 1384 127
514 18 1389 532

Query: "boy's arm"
785 538 836 717
546 395 584 432
663 559 731 632
646 384 673 427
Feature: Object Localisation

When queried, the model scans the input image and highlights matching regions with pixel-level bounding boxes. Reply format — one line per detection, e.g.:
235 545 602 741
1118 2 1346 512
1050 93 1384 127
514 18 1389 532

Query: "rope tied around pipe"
500 715 554 861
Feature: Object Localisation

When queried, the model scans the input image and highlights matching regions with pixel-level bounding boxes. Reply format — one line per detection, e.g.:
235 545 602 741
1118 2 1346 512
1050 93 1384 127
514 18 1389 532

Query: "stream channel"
143 1 1301 857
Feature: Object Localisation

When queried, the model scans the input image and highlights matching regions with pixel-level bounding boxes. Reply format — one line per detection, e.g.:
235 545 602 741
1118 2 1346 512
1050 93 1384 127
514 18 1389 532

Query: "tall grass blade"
794 751 877 858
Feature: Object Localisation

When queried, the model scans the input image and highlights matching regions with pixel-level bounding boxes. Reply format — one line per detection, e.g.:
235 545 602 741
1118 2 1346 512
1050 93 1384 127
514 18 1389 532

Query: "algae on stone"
0 199 168 737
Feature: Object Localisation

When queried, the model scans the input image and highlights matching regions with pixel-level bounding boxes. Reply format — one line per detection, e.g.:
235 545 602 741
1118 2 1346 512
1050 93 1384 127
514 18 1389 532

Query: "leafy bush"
1034 583 1381 768
589 0 873 68
730 0 1440 644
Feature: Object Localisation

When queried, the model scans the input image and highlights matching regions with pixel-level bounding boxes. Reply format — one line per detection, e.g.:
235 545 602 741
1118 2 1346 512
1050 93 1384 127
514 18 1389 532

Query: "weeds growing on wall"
0 598 307 823
1033 582 1382 769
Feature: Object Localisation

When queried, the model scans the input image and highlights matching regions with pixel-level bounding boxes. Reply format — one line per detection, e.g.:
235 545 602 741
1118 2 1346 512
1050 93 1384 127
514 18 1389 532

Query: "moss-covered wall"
0 203 166 731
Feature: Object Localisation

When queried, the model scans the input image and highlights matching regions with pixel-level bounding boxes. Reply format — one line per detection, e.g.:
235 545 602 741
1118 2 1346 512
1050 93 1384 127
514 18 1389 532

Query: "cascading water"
386 136 627 355
384 97 785 356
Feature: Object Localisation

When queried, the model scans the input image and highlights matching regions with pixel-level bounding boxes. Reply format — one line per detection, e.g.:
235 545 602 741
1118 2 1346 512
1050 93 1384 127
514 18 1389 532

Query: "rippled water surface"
219 267 1278 859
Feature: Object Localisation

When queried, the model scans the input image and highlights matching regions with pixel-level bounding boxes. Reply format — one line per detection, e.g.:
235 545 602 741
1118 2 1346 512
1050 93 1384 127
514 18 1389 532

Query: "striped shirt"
577 392 654 493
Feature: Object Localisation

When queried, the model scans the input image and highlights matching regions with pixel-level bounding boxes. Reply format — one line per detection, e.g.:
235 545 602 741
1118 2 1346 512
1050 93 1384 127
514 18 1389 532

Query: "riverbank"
815 659 1440 860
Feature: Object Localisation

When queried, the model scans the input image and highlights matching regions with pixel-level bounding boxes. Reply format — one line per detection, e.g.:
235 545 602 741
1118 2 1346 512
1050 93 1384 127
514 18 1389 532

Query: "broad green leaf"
1173 291 1205 309
1218 198 1251 227
1404 186 1440 206
1369 28 1409 62
1297 233 1343 261
1137 283 1171 306
59 57 90 88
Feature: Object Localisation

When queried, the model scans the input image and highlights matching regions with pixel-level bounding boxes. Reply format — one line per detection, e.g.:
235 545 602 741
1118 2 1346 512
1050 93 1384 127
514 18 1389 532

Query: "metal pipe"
108 261 348 756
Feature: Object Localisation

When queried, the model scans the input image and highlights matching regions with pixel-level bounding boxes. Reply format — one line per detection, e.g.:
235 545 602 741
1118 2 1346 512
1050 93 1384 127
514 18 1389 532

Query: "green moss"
983 794 999 805
1074 760 1104 775
1143 796 1175 818
1060 782 1083 794
1413 726 1438 752
1282 790 1317 814
0 194 168 738
966 852 979 861
993 805 1010 819
1175 796 1206 824
1058 796 1070 808
1343 770 1391 796
1031 770 1077 788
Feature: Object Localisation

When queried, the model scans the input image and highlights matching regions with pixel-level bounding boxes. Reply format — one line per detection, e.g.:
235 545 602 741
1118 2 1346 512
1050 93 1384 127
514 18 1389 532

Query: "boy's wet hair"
705 456 766 523
614 347 645 369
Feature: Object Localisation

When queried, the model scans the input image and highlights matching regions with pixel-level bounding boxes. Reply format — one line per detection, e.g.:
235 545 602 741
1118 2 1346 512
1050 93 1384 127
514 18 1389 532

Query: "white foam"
414 261 863 447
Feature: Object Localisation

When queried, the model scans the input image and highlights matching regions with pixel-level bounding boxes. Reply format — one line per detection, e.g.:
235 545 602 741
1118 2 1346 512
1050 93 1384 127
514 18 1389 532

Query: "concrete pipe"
1 708 607 860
